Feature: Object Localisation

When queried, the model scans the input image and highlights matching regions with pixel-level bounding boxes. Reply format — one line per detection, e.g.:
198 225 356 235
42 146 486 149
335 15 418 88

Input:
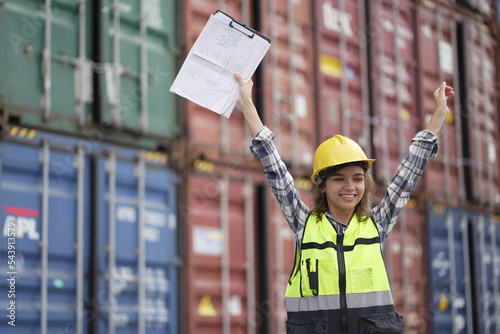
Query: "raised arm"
425 82 455 135
234 73 265 136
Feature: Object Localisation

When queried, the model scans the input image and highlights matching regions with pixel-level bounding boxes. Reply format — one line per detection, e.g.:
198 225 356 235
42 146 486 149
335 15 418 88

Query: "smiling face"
322 165 366 220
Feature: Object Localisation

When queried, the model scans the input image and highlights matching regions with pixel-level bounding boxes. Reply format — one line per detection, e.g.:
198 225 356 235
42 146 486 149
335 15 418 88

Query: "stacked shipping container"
0 0 181 148
0 127 179 333
0 0 181 333
179 1 315 333
0 0 499 334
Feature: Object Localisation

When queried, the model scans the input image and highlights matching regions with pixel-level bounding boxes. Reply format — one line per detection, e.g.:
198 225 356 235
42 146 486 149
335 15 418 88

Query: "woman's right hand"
234 73 254 105
234 73 264 136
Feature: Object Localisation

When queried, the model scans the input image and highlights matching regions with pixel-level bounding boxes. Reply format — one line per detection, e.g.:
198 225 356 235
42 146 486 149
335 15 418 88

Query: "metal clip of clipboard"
229 19 255 38
215 10 271 42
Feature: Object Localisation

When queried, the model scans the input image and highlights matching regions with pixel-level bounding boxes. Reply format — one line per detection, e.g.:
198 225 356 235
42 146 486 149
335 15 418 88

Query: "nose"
343 179 355 191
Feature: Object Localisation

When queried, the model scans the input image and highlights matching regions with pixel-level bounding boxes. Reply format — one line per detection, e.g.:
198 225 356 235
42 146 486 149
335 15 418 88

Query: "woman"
235 73 454 334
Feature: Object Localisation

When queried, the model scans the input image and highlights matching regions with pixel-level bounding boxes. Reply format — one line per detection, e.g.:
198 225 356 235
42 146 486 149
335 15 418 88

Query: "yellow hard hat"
311 135 375 184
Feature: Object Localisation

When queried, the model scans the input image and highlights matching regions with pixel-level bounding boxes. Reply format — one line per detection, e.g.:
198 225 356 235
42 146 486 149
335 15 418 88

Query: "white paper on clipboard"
169 11 271 118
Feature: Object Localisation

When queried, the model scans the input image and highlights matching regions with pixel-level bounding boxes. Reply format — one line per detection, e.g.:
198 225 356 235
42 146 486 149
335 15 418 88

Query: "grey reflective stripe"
285 290 394 312
347 290 394 308
286 294 341 312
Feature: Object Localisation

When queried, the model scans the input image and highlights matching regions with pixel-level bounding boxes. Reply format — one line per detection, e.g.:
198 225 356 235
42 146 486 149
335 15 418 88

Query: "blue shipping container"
0 127 91 333
0 127 179 333
93 147 179 333
427 204 500 334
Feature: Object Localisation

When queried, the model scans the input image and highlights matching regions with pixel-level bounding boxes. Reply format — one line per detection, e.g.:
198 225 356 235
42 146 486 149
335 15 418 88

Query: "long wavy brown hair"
310 172 375 222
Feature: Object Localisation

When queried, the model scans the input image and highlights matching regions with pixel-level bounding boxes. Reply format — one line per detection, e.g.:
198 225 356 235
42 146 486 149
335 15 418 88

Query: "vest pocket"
350 266 374 292
300 258 319 296
286 317 328 333
359 312 403 333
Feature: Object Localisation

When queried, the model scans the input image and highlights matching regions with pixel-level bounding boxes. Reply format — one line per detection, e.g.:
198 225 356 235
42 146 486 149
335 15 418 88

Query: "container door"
184 174 257 334
94 149 178 333
427 204 471 334
427 204 500 334
0 131 90 333
100 0 180 137
472 214 500 333
315 0 370 148
0 0 93 131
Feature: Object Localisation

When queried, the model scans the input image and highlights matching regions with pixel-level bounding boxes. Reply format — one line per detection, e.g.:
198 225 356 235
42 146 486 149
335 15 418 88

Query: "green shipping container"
0 0 180 148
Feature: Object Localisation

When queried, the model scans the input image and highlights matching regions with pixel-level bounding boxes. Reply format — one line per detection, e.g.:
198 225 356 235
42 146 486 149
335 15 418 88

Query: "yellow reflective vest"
285 213 394 313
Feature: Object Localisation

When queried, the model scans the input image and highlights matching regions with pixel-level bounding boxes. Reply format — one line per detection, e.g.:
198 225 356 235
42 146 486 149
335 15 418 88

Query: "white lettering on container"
322 2 353 37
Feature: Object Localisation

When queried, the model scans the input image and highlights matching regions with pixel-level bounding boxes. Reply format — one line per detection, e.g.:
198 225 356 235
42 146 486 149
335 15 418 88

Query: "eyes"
330 176 365 183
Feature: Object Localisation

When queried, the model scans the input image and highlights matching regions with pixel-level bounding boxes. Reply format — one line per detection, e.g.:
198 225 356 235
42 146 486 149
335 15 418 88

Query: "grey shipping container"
427 203 500 334
0 126 179 333
0 0 181 149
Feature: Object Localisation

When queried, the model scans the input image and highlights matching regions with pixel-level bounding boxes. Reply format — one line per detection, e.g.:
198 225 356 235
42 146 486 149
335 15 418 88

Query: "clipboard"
215 10 271 42
169 10 271 118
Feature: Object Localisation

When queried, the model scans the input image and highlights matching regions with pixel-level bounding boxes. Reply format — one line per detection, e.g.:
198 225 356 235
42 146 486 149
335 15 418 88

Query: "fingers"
434 82 455 97
234 73 243 85
445 85 455 96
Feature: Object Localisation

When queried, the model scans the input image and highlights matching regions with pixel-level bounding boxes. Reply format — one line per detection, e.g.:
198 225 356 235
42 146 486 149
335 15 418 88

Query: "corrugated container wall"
0 128 180 334
178 1 500 334
259 1 316 332
179 1 316 334
416 2 500 209
427 204 500 334
181 1 256 169
0 0 181 150
367 0 419 183
180 0 316 169
314 0 373 157
259 0 316 169
0 128 91 334
182 173 261 334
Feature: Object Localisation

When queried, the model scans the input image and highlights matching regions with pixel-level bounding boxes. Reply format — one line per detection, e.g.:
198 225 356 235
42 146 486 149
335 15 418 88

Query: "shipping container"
0 0 180 149
314 0 373 158
416 2 500 208
91 141 179 333
179 1 317 333
180 1 257 169
180 0 316 171
181 173 260 334
0 0 93 131
448 0 498 17
313 0 421 184
0 126 179 334
366 0 420 183
380 204 430 334
0 127 91 334
99 0 181 139
259 0 316 170
427 203 500 334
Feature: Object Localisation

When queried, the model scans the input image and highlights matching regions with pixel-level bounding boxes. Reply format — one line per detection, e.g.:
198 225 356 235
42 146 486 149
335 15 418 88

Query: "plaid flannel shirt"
250 126 438 246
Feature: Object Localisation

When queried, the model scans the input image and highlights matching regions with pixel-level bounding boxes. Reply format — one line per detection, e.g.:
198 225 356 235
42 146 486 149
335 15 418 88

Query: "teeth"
341 195 355 198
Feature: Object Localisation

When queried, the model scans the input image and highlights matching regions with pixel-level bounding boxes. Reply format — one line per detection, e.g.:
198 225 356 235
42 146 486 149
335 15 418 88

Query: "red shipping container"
416 2 500 209
314 0 371 149
181 173 262 334
367 0 420 183
258 0 317 170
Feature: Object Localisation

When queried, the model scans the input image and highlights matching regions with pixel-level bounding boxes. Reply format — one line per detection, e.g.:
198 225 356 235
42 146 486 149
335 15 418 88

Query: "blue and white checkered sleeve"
250 127 310 238
372 130 438 244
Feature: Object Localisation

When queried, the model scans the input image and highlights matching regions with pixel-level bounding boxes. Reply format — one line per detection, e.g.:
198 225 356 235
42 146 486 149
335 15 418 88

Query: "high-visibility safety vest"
285 213 403 334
